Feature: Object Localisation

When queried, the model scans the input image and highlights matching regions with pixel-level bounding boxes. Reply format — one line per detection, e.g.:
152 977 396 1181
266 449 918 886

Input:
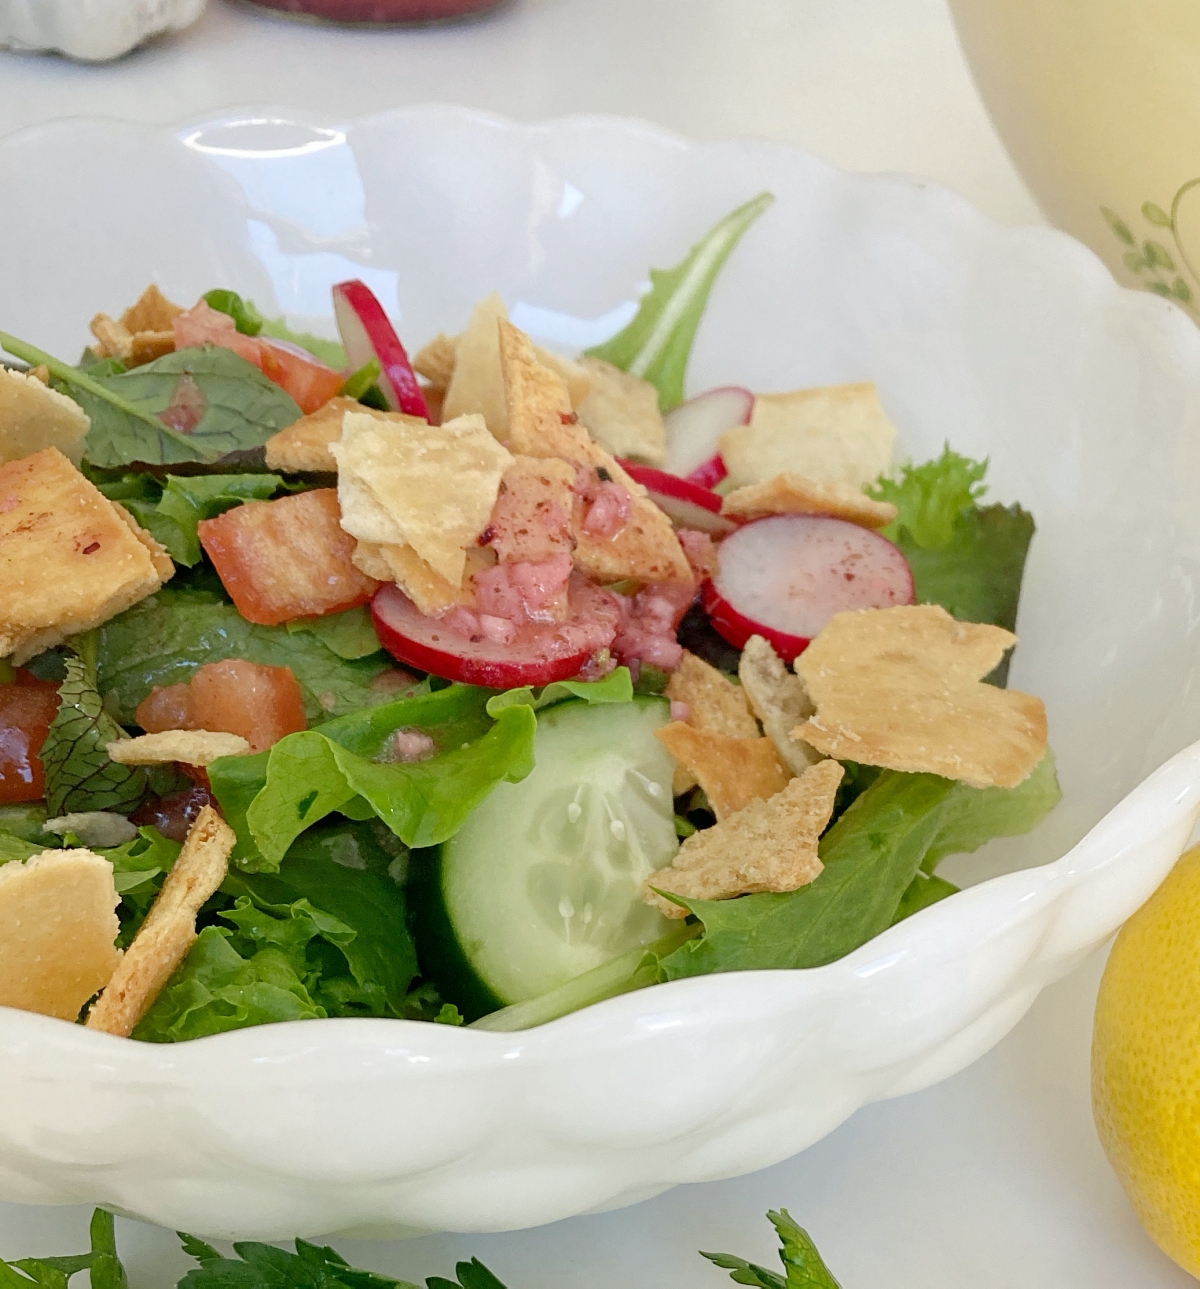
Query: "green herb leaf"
86 1211 128 1289
585 192 774 411
286 607 384 661
483 666 633 715
157 473 285 565
260 318 347 370
226 694 536 871
870 446 988 549
659 753 1060 980
41 653 145 817
891 871 959 924
95 588 394 724
703 1209 843 1289
427 1261 508 1289
225 819 418 1016
203 290 265 336
340 358 382 400
176 1233 419 1289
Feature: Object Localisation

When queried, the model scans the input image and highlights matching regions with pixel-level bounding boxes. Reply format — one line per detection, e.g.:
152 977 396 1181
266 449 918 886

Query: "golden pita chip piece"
264 398 420 474
0 448 172 664
128 331 176 367
721 472 898 529
575 357 666 466
795 604 1047 788
413 333 459 389
486 455 577 564
0 849 121 1021
89 313 134 361
85 806 234 1039
644 759 844 918
738 635 824 775
655 721 790 820
351 539 479 616
442 294 511 440
498 319 576 457
333 409 512 589
0 366 90 466
667 652 759 738
106 730 251 767
120 284 184 335
719 384 897 491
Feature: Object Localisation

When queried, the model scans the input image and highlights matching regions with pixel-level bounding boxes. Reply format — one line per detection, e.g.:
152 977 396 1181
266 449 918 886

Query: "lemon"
1093 841 1200 1275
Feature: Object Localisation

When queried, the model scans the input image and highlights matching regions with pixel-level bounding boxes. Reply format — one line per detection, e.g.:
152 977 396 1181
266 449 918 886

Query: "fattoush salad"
0 193 1058 1040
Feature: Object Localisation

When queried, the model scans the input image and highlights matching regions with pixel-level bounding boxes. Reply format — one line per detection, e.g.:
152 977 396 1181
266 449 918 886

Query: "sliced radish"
332 280 429 420
372 576 622 688
618 461 736 536
686 453 728 489
703 515 914 662
663 386 754 478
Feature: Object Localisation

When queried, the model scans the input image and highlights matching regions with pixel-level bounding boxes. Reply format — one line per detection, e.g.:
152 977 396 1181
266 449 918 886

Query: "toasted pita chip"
107 730 250 766
719 384 897 491
413 333 459 389
352 539 478 616
120 284 184 335
645 759 844 917
655 721 790 820
738 635 824 774
795 604 1047 788
333 409 511 588
0 448 171 663
264 399 421 474
27 365 49 385
111 500 175 581
485 455 577 564
576 357 666 465
0 366 90 465
667 652 759 738
0 849 121 1021
85 806 233 1038
721 472 897 529
89 313 133 361
441 294 510 440
127 331 176 367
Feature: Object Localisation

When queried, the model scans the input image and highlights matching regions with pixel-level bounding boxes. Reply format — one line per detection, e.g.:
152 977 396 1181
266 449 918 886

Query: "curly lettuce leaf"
41 653 145 817
585 192 774 411
891 871 959 924
225 819 418 1016
132 924 323 1043
484 666 633 715
870 445 988 549
96 588 394 723
658 753 1060 980
703 1208 842 1289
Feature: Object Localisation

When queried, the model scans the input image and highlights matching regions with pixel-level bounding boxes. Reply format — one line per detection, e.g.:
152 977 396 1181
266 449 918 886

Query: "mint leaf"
95 588 393 724
483 666 633 715
585 192 774 410
42 653 145 817
703 1209 842 1289
870 446 988 549
659 753 1060 980
156 473 285 565
260 317 347 369
232 697 535 870
286 606 383 661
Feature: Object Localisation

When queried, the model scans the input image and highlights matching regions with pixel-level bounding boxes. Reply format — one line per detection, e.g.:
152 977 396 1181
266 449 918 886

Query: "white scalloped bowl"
3 107 1200 1241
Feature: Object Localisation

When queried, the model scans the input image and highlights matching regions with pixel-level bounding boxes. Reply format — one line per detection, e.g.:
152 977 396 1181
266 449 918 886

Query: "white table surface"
0 1 1189 1285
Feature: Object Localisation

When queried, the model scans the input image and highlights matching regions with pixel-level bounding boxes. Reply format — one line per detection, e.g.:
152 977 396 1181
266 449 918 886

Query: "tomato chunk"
258 340 345 415
0 677 60 804
198 488 379 627
136 659 306 754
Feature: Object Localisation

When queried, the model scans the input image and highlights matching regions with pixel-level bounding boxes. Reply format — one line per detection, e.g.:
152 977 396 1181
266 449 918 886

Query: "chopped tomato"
0 677 60 804
258 341 344 415
198 488 379 627
135 659 306 754
173 301 343 414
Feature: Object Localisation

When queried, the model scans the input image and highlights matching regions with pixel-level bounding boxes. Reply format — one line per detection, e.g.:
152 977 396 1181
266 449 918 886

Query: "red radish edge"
332 280 429 420
701 580 810 663
686 453 728 488
618 461 737 537
702 515 915 664
371 580 621 688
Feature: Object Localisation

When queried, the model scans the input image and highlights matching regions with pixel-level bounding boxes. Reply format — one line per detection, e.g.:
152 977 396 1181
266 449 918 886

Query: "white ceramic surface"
2 107 1200 1242
0 0 206 62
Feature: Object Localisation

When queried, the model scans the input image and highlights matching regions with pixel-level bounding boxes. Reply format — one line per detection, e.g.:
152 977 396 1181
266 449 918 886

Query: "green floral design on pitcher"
1102 180 1200 311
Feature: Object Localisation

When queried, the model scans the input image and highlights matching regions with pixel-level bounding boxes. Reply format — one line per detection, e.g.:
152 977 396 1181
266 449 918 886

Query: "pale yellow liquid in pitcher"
949 0 1200 310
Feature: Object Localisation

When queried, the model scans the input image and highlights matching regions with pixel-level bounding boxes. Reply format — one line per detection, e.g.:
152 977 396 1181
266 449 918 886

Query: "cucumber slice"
412 697 679 1019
